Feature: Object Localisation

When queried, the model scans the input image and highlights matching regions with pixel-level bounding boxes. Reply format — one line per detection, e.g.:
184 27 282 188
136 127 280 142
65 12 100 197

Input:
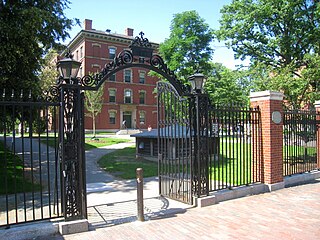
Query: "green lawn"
210 141 253 186
284 145 316 162
98 146 158 179
42 137 130 150
0 142 41 194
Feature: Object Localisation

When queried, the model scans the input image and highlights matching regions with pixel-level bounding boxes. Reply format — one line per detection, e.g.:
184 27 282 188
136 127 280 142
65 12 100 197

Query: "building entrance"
123 111 132 129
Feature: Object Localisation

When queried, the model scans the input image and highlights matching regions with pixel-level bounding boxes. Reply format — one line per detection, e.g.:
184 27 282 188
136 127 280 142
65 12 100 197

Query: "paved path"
53 179 320 240
85 139 135 184
84 136 190 229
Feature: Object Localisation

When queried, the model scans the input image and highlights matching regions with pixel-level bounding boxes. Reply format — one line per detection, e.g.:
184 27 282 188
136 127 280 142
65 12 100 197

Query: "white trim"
250 90 284 101
91 64 101 69
314 100 320 109
92 43 101 47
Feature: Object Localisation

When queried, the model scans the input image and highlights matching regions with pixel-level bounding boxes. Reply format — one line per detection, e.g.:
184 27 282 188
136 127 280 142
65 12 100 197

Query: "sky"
64 0 244 69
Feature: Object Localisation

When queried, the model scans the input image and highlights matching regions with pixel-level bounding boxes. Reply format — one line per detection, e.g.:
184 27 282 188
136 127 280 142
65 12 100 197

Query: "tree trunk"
92 114 96 138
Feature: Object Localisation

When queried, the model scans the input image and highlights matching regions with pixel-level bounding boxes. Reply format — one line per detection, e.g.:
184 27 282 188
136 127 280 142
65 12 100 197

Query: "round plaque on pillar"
272 111 282 124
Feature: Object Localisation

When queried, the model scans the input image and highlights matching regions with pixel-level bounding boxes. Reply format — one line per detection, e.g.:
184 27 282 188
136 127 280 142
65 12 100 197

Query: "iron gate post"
59 83 87 221
192 93 210 197
189 72 210 198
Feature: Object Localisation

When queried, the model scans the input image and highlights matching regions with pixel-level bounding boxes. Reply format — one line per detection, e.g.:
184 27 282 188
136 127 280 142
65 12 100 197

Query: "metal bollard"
136 168 145 221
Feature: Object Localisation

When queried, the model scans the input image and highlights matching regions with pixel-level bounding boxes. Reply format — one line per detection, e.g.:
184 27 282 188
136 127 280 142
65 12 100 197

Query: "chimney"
125 28 134 37
84 19 92 30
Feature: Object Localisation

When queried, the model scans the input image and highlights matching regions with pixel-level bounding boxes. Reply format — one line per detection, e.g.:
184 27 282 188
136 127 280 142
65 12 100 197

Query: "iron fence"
0 89 62 228
207 104 262 191
283 109 319 176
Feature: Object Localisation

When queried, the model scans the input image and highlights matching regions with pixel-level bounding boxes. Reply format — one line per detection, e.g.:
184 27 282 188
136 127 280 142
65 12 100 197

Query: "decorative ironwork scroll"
191 94 210 197
78 33 189 95
59 85 86 221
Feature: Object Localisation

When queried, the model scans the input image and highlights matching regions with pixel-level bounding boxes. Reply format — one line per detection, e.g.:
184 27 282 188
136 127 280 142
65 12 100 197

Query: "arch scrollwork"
62 32 189 95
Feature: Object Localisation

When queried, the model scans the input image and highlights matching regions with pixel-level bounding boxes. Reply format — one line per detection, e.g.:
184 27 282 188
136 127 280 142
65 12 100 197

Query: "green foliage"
205 63 249 105
38 49 61 91
159 10 214 82
216 0 320 68
216 0 320 107
0 0 78 93
84 83 105 137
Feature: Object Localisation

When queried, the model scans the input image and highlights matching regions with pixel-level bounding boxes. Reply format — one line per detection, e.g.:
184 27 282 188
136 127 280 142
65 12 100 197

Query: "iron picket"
0 89 62 227
283 109 319 176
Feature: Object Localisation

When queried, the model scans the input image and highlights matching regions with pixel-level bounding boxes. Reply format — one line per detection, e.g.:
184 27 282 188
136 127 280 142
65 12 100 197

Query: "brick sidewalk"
57 179 320 240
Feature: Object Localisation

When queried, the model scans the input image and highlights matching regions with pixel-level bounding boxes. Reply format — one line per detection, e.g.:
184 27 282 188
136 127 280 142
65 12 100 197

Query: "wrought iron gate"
0 89 62 227
157 82 193 204
283 109 319 176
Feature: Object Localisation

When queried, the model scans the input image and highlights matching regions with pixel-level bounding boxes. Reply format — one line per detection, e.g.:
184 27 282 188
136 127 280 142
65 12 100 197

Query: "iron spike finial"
65 49 74 59
139 31 145 40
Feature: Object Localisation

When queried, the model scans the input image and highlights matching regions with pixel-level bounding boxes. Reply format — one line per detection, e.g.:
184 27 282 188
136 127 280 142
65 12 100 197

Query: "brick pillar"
314 101 320 169
250 91 284 191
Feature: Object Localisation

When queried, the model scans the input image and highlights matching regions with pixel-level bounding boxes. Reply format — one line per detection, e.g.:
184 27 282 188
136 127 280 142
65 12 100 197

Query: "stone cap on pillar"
314 100 320 109
250 90 284 102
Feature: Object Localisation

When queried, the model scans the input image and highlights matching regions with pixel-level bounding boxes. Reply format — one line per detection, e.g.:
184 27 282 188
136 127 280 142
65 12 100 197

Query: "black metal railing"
207 104 262 191
283 109 319 176
0 89 62 227
157 82 193 204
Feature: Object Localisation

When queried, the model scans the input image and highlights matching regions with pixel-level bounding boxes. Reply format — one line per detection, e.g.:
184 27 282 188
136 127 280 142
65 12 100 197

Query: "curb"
0 221 59 240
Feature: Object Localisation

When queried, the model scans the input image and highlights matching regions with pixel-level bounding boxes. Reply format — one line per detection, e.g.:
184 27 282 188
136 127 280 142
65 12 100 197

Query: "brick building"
66 19 159 132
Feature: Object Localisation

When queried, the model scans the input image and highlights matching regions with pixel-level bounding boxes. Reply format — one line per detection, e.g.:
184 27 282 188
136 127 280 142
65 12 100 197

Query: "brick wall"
250 91 284 184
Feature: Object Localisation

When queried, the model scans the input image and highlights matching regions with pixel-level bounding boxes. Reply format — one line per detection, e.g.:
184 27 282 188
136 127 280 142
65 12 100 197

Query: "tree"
38 49 60 91
205 63 249 105
215 0 320 106
84 83 105 138
0 0 78 93
159 10 214 82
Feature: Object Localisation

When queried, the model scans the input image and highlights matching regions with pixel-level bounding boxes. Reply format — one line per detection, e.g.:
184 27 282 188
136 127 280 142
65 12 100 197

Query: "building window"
109 89 116 103
124 89 132 104
139 71 145 84
79 67 83 77
124 69 131 83
139 91 146 104
109 73 116 81
139 111 145 125
80 46 83 58
76 50 79 60
109 111 116 124
109 47 116 59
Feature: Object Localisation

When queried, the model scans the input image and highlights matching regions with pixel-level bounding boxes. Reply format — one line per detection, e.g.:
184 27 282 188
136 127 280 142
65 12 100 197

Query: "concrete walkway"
84 136 190 229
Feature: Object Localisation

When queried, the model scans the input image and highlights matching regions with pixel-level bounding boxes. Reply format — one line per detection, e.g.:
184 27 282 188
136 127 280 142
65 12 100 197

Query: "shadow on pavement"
87 196 187 230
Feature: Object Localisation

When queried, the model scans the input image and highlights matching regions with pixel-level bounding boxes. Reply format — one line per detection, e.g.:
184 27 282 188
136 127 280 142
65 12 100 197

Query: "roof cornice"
67 30 159 50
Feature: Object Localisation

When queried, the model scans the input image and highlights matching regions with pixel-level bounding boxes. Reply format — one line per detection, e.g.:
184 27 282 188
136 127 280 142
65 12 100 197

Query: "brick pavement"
56 179 320 240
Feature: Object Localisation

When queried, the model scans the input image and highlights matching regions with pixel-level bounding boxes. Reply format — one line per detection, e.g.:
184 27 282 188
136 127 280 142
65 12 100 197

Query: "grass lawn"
210 142 251 186
42 137 130 150
0 142 41 194
98 146 158 179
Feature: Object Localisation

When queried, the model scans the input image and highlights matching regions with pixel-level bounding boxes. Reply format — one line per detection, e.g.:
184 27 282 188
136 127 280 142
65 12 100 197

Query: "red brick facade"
66 19 159 131
250 91 284 184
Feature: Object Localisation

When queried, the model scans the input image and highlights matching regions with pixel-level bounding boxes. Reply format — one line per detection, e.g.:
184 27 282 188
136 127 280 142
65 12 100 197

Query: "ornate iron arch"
79 32 189 96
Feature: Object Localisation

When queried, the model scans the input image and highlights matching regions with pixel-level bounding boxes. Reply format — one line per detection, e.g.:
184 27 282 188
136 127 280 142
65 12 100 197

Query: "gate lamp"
56 51 81 83
189 72 205 93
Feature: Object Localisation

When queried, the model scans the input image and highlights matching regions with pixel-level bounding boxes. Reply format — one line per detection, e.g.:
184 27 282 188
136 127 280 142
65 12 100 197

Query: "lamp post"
56 52 87 221
188 72 205 94
188 72 209 197
56 52 81 84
